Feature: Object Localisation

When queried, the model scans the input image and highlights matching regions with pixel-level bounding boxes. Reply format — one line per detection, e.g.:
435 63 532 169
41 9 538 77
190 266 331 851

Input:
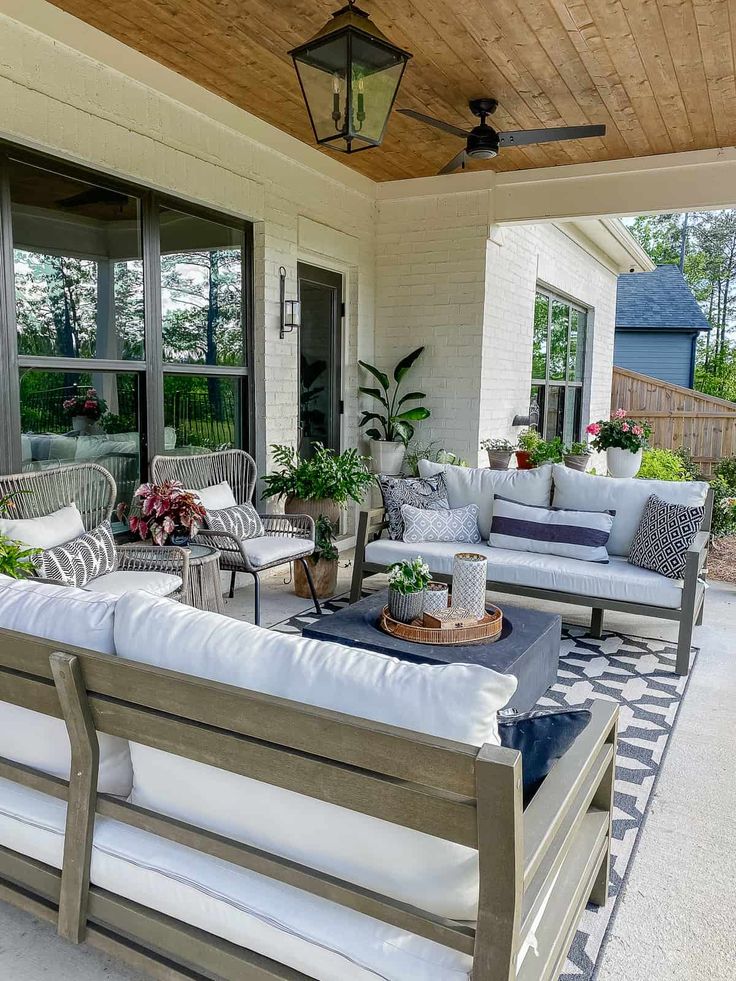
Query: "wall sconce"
279 266 301 339
512 397 540 429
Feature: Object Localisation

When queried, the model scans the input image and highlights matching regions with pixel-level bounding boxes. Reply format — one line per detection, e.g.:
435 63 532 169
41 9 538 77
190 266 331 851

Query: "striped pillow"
489 497 614 563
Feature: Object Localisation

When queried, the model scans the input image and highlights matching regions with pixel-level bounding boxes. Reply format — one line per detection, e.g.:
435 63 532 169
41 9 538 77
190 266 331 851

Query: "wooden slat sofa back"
0 625 617 981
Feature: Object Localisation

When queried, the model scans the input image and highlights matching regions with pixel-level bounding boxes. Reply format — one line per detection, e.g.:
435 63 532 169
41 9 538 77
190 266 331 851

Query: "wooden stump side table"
182 544 225 614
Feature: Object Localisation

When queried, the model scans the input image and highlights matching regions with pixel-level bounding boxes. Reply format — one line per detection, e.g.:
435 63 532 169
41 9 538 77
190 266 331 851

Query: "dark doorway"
297 262 343 456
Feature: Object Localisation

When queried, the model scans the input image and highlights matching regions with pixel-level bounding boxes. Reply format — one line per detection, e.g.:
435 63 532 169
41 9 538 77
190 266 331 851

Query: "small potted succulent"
387 556 431 624
586 409 652 478
359 347 430 475
530 436 564 467
294 515 339 600
261 443 374 528
516 427 542 470
125 480 207 546
563 440 592 472
62 387 108 434
480 437 515 470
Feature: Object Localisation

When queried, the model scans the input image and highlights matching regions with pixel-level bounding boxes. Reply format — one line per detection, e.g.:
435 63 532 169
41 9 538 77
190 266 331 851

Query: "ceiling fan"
397 98 605 174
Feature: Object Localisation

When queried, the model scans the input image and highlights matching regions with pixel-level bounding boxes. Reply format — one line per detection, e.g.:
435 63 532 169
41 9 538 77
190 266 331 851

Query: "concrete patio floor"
1 559 734 981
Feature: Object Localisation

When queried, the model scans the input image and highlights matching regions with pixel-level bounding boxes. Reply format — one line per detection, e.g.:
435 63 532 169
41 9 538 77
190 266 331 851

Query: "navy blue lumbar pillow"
498 708 592 805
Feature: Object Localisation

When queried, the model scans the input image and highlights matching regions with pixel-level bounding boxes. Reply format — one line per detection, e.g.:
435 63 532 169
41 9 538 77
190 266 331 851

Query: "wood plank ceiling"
49 0 736 182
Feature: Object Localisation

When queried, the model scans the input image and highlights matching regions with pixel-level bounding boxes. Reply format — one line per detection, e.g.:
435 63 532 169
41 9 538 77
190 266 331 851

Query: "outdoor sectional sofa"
351 462 713 676
0 575 617 981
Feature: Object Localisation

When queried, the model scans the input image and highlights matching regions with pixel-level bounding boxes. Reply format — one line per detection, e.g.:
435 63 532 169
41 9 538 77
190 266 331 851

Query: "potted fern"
359 347 430 475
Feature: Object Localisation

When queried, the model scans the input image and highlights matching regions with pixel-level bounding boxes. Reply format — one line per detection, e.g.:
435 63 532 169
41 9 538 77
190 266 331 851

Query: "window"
0 144 253 502
531 289 587 443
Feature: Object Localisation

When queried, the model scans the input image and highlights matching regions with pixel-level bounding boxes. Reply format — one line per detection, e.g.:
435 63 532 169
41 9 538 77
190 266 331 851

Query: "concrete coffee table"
302 590 561 713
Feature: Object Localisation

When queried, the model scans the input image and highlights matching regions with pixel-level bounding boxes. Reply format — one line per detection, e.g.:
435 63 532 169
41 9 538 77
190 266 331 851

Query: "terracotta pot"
564 453 591 473
486 449 513 470
606 447 643 478
294 557 338 600
515 450 535 470
284 496 341 529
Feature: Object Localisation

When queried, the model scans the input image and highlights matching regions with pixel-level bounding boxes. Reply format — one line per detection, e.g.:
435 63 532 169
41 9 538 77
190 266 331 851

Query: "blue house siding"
614 330 696 388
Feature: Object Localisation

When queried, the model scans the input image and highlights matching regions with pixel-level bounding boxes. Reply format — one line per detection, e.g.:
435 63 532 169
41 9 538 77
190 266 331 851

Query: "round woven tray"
379 605 503 646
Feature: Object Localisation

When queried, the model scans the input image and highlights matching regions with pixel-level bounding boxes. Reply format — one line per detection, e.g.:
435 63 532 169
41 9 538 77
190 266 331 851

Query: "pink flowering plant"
62 387 107 421
123 480 207 546
586 409 652 453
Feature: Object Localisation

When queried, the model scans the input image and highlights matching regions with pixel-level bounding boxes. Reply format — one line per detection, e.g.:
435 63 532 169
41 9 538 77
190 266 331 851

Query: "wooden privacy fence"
612 366 736 476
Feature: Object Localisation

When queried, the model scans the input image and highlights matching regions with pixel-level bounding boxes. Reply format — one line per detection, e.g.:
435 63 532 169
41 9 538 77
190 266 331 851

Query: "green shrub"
714 455 736 488
711 475 736 537
637 448 689 481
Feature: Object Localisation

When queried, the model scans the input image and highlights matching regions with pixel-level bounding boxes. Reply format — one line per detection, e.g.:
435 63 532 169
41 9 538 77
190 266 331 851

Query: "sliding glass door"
297 262 342 457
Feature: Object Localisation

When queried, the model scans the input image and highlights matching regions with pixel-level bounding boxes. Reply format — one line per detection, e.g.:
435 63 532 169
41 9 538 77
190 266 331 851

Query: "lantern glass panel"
349 37 405 144
293 35 349 144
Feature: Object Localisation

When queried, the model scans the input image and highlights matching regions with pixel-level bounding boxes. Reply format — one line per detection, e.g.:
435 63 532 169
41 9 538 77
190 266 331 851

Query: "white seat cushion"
114 592 517 921
0 778 547 979
365 539 683 609
84 570 182 597
551 464 709 556
0 579 133 795
244 535 314 569
0 502 85 548
419 460 552 539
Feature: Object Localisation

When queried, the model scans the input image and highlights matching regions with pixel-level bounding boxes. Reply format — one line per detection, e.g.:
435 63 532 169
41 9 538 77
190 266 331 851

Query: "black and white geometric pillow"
628 494 704 579
377 473 448 541
33 520 117 588
205 503 264 541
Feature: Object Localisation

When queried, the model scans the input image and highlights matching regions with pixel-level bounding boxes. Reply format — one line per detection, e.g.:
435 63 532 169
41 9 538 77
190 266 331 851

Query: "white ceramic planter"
423 582 449 615
607 446 642 478
369 440 406 476
451 552 488 620
71 415 90 434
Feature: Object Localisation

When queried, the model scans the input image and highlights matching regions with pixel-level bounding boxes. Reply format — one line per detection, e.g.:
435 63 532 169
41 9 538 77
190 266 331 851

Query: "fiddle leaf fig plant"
359 347 430 446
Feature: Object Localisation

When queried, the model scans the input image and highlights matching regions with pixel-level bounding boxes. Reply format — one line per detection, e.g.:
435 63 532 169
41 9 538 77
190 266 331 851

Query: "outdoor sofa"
0 574 617 981
351 462 713 676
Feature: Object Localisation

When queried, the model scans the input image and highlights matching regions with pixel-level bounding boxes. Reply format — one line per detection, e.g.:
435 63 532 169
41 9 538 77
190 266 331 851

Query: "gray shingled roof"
616 264 710 331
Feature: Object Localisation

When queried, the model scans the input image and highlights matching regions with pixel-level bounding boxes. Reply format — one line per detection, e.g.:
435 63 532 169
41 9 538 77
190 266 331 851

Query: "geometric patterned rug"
274 598 696 981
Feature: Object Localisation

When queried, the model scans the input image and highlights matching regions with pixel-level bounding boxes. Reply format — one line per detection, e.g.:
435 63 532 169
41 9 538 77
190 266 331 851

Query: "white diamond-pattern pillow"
33 520 117 587
401 503 481 544
628 494 704 579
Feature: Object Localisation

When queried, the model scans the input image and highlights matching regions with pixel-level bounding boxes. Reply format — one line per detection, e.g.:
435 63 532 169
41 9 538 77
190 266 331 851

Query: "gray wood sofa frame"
0 625 617 981
350 487 714 677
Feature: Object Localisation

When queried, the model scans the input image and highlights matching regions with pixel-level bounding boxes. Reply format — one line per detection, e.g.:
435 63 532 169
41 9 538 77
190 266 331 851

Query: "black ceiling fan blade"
397 108 470 139
498 124 606 148
437 149 468 175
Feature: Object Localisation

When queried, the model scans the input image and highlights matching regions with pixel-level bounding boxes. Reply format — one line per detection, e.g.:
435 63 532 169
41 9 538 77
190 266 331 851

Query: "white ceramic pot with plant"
586 409 651 479
62 387 107 436
359 347 430 475
387 556 431 624
480 437 514 470
563 441 592 472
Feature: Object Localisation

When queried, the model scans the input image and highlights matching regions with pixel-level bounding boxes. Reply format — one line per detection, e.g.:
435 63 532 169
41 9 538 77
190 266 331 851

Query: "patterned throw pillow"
489 496 614 563
33 521 117 588
628 494 704 579
205 503 264 541
377 474 448 541
401 504 481 544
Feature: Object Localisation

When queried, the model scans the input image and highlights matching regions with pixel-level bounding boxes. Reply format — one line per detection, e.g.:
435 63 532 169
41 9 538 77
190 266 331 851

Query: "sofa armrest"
686 530 710 576
357 508 388 548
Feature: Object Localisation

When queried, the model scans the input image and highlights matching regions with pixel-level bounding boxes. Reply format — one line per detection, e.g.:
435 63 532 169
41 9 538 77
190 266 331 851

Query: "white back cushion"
0 503 85 548
114 592 517 920
419 459 553 540
195 481 238 511
0 579 133 795
551 464 709 556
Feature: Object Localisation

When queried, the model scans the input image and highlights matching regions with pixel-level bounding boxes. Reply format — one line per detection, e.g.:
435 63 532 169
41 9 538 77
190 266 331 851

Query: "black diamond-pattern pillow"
33 520 117 587
377 473 448 540
628 494 704 579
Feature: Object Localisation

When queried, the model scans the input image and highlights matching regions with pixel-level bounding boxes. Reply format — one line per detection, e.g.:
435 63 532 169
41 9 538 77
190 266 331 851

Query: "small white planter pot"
369 440 406 476
71 415 90 434
607 446 643 478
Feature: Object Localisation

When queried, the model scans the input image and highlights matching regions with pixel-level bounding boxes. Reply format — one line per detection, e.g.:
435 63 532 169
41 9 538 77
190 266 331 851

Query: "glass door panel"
298 263 342 456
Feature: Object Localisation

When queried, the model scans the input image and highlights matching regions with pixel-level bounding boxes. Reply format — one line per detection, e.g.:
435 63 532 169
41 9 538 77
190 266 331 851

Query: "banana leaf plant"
359 347 430 446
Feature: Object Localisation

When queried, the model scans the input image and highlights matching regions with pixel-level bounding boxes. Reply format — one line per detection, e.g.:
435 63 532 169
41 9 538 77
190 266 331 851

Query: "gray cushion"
33 521 117 587
245 536 314 569
401 504 481 544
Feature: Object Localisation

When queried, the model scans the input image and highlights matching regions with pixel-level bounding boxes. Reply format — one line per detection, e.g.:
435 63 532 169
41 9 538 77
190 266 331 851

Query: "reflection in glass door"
297 263 342 457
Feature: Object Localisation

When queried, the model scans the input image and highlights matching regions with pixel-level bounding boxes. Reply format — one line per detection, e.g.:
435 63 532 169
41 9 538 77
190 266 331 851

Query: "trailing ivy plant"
261 444 374 507
359 347 430 446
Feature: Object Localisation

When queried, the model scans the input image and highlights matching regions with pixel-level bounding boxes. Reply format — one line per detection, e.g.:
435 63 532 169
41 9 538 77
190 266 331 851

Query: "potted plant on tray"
516 427 542 469
587 409 652 478
261 444 374 527
563 440 592 472
387 556 432 624
62 387 108 434
126 480 206 546
480 437 515 470
359 347 430 475
294 515 339 600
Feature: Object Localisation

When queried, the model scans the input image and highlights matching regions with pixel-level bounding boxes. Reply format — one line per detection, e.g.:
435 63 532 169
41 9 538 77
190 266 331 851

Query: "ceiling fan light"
289 2 412 154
